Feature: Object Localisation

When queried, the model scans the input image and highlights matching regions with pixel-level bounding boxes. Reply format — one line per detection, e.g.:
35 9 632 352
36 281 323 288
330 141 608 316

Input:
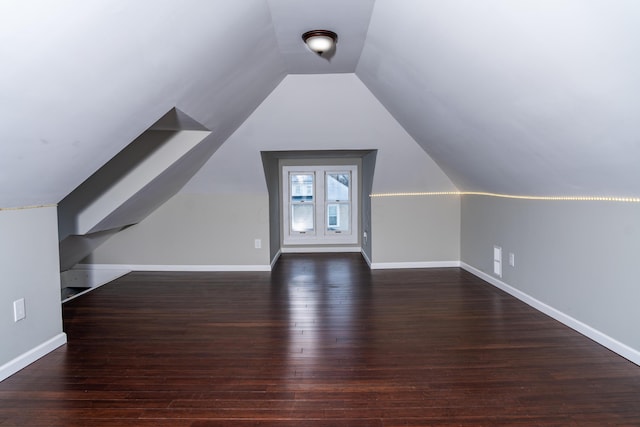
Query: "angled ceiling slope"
0 0 286 209
6 0 639 210
357 0 640 197
58 108 211 271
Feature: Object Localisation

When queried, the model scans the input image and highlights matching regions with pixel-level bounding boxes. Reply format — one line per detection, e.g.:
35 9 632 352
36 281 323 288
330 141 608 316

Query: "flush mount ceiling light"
302 30 337 56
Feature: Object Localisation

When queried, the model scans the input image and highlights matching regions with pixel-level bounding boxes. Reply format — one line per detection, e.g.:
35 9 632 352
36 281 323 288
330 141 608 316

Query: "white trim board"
0 333 67 382
281 246 361 253
270 250 282 270
369 260 460 270
77 263 272 272
461 262 640 367
61 267 130 288
61 268 131 303
360 249 372 268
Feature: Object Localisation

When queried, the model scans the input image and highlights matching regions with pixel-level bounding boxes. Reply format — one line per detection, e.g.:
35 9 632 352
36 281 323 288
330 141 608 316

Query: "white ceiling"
267 0 375 73
1 0 639 208
358 0 640 197
0 0 286 208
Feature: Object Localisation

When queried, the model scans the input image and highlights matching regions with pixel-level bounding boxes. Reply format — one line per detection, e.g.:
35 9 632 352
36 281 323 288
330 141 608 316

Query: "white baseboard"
369 260 461 270
61 267 130 288
270 250 282 270
61 268 131 302
0 333 67 382
360 249 373 267
357 250 457 270
281 246 361 254
77 263 272 272
461 262 640 366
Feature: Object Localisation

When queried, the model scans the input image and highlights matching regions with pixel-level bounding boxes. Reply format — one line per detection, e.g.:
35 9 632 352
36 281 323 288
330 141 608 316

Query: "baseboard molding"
281 246 361 254
61 268 131 303
270 250 282 270
461 262 640 366
0 333 67 382
360 250 373 267
77 263 272 272
61 267 130 288
369 260 461 270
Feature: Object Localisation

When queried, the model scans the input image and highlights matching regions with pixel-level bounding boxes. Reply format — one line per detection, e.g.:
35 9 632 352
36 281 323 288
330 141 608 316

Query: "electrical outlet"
509 252 515 267
13 298 26 322
254 239 261 249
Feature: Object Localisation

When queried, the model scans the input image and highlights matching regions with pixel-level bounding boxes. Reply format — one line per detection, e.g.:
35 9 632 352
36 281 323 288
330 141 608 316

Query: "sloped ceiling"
0 0 286 208
2 0 639 209
359 0 640 197
268 0 375 73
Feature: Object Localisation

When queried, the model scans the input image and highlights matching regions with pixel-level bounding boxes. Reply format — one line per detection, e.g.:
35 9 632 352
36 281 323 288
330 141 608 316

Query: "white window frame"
282 165 358 246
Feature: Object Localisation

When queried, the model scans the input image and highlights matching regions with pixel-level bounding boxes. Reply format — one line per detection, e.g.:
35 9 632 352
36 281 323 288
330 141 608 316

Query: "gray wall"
461 195 640 356
0 207 65 377
88 193 270 267
371 195 460 264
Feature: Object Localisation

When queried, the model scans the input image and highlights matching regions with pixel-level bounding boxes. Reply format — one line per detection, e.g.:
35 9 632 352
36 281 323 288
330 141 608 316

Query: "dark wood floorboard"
1 253 640 426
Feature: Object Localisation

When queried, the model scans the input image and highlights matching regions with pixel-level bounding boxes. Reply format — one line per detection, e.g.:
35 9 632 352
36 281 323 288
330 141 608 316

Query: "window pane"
291 173 314 202
326 203 349 232
328 204 338 227
326 173 349 201
291 204 314 232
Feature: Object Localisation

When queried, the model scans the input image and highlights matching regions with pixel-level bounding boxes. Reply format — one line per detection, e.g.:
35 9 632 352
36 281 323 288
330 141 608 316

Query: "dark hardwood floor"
1 253 640 426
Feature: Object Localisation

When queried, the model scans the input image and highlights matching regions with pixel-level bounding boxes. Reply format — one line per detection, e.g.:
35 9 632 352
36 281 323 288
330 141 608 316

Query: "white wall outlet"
509 252 515 267
363 231 367 244
254 239 261 249
13 298 26 322
493 246 502 277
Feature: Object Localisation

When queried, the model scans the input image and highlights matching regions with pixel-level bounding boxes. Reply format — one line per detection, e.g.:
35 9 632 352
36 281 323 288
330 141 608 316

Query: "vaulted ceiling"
2 0 639 209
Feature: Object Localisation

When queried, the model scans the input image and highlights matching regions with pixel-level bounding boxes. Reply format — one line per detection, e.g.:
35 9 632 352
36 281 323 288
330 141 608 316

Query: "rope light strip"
369 191 640 203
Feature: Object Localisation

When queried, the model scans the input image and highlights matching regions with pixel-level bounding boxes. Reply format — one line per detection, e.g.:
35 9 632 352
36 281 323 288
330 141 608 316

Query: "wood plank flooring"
2 253 640 426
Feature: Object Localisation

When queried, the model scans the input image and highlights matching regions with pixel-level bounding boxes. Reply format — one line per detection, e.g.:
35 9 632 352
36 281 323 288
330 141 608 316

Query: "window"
290 173 315 233
325 172 350 234
282 165 358 245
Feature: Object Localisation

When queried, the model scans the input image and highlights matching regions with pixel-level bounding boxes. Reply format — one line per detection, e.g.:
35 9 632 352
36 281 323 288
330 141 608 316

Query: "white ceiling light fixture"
302 30 337 56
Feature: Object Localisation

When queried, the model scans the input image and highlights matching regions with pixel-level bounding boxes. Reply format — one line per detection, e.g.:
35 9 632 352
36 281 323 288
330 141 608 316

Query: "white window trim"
282 165 358 246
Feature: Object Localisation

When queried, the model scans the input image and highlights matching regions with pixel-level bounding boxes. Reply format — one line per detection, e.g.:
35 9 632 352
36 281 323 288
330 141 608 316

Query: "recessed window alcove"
261 150 377 259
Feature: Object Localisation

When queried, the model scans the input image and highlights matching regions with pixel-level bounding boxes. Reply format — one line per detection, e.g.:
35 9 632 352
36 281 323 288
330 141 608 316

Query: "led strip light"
369 191 640 203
